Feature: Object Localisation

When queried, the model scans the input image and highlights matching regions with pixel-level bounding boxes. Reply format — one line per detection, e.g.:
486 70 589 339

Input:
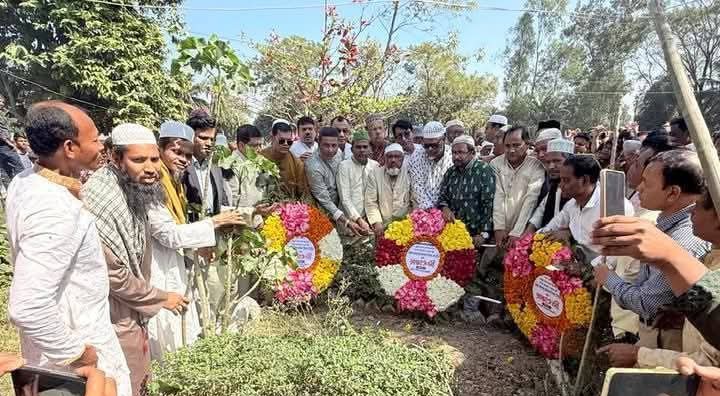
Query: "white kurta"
364 165 411 226
490 154 546 237
6 169 131 396
146 205 215 359
337 157 378 221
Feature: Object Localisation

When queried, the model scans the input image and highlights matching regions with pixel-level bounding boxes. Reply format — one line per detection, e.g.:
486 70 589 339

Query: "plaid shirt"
606 204 711 322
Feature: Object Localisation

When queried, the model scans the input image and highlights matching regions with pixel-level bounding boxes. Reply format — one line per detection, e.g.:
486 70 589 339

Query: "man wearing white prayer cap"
484 114 508 145
83 122 190 396
534 127 563 162
445 119 465 145
365 143 411 237
407 121 453 209
526 137 574 232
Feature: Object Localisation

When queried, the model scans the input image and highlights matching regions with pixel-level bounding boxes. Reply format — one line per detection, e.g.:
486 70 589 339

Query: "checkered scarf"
82 165 146 280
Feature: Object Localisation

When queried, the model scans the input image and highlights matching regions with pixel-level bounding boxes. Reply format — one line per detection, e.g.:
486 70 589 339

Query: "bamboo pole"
649 0 720 218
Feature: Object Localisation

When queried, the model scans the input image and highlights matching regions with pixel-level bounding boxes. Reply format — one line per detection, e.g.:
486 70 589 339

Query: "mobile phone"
600 169 626 218
12 365 87 396
601 368 699 396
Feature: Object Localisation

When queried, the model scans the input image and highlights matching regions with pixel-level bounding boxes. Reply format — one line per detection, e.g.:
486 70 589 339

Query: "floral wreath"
504 233 592 359
260 202 343 304
375 209 476 317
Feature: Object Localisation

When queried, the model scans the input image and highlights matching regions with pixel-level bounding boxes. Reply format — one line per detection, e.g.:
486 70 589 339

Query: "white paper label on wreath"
404 242 441 278
532 275 563 318
288 237 316 269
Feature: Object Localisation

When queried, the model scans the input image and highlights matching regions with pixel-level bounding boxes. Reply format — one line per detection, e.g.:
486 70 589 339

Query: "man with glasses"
407 121 453 209
260 120 310 200
392 119 422 162
331 115 353 160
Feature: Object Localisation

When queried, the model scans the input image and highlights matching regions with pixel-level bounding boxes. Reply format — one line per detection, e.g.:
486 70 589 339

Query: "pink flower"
394 280 437 317
552 246 572 264
503 233 534 277
550 271 583 295
274 270 318 304
530 324 560 359
410 209 445 237
279 203 310 238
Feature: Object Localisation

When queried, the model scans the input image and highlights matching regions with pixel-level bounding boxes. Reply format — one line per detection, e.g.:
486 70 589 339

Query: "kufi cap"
547 138 574 155
499 125 510 133
480 141 494 149
422 121 445 139
272 118 292 128
159 120 194 142
536 128 563 143
384 143 403 154
445 119 464 129
622 140 641 155
215 134 228 147
352 129 369 142
488 114 508 125
451 135 475 148
112 123 156 146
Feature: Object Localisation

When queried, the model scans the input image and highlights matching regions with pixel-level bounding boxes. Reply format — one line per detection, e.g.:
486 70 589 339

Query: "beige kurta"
364 165 411 226
104 237 167 396
637 248 720 369
337 156 378 221
260 147 311 201
490 154 545 237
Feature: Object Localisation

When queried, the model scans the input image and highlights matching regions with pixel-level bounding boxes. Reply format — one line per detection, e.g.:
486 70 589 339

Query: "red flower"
441 249 476 287
375 238 402 267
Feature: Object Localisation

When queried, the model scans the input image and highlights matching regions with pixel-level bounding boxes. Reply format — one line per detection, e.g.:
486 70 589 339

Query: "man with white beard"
364 143 411 239
83 123 190 396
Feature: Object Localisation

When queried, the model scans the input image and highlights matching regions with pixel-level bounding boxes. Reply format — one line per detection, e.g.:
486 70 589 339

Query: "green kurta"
437 158 495 237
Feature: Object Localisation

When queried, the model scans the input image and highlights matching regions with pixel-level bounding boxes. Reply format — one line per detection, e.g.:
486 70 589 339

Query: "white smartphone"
600 169 626 218
601 368 698 396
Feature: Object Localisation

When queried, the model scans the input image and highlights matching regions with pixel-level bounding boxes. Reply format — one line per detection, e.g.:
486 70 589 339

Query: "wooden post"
649 0 720 217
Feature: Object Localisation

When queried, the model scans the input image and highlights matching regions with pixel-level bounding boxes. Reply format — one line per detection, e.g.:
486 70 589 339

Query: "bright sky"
183 0 534 82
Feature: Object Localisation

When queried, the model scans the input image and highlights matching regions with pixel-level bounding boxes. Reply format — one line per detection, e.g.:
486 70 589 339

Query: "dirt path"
352 311 559 396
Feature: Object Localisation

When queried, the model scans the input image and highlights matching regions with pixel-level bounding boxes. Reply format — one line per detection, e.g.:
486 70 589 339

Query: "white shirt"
337 156 379 221
408 146 452 209
490 154 546 236
147 205 215 359
341 143 352 160
540 184 634 252
193 156 214 213
529 188 563 229
290 140 318 158
6 169 131 396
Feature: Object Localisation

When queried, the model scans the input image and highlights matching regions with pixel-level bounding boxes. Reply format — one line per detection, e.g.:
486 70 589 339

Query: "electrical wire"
0 69 112 110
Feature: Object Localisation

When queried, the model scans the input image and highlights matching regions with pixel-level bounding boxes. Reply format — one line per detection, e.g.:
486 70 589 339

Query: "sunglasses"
277 138 292 146
423 142 442 150
395 131 412 138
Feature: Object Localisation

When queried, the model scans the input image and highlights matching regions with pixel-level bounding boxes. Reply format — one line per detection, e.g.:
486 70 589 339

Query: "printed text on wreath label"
532 275 564 318
404 242 441 278
288 237 317 269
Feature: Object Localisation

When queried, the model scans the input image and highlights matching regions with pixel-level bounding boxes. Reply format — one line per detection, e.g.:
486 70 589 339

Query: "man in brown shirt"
260 120 311 201
83 123 188 396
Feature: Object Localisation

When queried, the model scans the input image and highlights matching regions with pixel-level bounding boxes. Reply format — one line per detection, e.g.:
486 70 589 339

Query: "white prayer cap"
622 139 641 155
215 134 228 147
159 120 194 142
112 123 156 146
384 143 404 154
547 138 574 155
452 135 475 148
272 118 292 128
445 119 464 129
480 141 494 149
500 125 510 133
536 128 563 143
488 114 508 125
422 121 445 139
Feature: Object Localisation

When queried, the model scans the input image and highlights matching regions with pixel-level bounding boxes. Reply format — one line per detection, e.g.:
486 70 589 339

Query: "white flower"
426 275 465 311
377 265 409 295
318 229 343 262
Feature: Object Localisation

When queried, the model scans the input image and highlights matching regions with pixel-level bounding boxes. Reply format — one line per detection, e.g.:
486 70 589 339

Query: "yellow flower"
261 214 286 252
530 238 565 268
508 303 537 337
534 233 546 241
565 289 592 326
312 257 339 292
438 221 473 251
384 219 414 245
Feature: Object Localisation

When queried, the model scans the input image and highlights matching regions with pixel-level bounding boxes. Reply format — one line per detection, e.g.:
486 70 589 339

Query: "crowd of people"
4 99 720 395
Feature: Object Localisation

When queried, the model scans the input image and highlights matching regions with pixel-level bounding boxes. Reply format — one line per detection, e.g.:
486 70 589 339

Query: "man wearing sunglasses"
391 120 422 162
407 121 453 209
260 120 311 201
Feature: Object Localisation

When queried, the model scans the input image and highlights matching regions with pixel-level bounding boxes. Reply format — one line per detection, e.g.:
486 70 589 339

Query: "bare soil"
352 311 560 396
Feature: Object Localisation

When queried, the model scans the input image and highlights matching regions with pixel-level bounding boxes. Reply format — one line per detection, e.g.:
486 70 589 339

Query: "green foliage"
331 240 387 304
0 0 190 130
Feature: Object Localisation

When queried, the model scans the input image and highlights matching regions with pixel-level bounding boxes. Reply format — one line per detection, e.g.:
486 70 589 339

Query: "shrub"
150 331 454 396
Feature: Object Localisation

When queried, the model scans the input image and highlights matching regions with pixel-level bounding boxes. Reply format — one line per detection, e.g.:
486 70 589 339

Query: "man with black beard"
83 123 188 396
